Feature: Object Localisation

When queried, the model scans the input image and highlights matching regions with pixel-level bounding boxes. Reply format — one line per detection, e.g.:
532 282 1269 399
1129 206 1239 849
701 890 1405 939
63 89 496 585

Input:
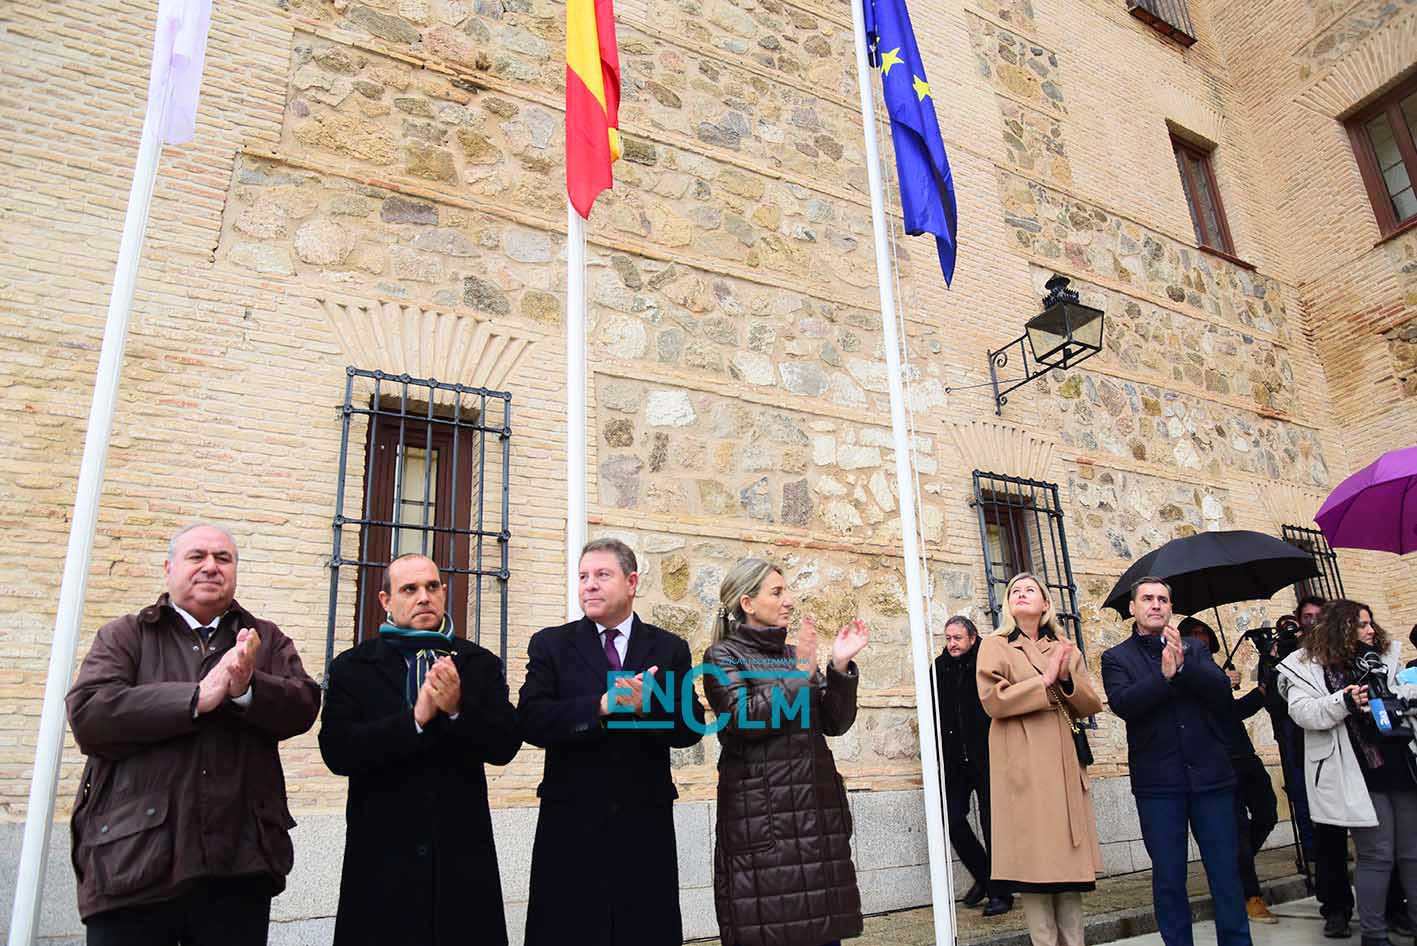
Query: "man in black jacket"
1179 617 1279 925
320 553 522 946
935 615 1012 916
1101 577 1252 946
518 537 705 946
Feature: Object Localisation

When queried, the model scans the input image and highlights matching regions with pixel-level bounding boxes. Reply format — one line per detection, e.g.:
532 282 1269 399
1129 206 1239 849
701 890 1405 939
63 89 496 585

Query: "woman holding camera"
1277 600 1417 946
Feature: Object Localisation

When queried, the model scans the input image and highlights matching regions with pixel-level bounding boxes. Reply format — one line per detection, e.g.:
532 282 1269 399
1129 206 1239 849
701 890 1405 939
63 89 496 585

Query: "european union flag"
863 0 959 285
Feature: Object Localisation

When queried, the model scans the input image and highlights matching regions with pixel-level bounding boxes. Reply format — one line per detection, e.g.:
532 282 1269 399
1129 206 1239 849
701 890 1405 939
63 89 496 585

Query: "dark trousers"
85 877 272 946
1275 717 1315 857
1315 822 1356 920
944 766 1001 897
1232 753 1279 899
1136 790 1251 946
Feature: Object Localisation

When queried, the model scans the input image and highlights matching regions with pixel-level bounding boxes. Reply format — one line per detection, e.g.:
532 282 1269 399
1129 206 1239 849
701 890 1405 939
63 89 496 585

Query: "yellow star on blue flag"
863 0 959 285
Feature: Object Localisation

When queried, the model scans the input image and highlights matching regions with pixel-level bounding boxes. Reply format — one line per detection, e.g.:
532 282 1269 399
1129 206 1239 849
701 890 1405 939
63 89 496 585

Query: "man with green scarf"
320 553 522 946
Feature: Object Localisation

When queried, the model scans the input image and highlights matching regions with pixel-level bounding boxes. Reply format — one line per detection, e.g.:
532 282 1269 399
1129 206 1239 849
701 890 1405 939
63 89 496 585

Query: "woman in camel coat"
977 572 1103 946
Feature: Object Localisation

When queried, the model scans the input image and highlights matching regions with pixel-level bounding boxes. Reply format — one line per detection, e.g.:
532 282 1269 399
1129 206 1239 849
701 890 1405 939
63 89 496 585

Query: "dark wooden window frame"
1172 135 1237 256
1346 72 1417 239
356 417 477 644
982 500 1034 584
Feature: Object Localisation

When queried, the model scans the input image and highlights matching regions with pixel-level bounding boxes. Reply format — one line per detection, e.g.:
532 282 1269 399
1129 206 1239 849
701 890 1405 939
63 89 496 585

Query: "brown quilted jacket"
704 626 863 946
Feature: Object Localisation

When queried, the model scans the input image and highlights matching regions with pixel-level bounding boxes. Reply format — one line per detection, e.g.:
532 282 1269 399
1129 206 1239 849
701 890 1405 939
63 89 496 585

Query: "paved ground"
692 847 1319 946
1108 897 1330 946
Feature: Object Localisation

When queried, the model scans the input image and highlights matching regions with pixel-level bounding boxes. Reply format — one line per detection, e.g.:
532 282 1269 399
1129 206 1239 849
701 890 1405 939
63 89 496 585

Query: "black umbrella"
1103 529 1319 619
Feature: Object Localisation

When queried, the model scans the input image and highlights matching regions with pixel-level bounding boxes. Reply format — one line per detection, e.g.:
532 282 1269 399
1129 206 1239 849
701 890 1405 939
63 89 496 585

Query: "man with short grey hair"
518 537 705 946
66 524 321 946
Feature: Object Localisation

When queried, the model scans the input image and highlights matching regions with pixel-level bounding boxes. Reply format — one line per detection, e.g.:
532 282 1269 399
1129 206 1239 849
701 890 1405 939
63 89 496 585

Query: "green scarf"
379 615 455 706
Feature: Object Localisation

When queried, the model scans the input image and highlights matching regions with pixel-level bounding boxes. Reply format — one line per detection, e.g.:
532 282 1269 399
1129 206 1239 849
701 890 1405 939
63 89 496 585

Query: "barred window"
972 472 1084 653
1128 0 1197 46
1281 524 1345 604
325 368 512 674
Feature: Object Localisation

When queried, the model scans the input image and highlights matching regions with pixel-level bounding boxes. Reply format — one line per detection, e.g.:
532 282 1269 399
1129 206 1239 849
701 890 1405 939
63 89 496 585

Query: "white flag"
145 0 212 144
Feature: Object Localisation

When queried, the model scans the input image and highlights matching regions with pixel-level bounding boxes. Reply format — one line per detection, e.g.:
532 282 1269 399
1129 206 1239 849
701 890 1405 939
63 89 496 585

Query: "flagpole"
7 102 168 946
849 2 955 943
565 201 588 621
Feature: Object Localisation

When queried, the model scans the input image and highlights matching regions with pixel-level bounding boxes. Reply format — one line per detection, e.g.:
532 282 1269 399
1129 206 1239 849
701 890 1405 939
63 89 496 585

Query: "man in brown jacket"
66 523 321 946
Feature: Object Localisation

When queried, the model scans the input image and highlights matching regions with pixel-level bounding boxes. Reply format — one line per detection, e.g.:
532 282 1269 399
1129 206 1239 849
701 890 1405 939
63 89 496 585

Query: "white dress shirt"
172 602 253 707
596 613 634 666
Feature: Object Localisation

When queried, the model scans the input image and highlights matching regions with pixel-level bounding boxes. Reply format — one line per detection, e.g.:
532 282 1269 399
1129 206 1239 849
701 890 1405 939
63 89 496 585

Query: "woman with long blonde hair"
704 557 870 946
977 572 1103 946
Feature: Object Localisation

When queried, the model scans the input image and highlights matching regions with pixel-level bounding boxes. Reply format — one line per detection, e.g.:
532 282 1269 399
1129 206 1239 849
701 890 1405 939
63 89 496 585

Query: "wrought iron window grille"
1281 524 1345 605
971 471 1085 656
325 367 512 678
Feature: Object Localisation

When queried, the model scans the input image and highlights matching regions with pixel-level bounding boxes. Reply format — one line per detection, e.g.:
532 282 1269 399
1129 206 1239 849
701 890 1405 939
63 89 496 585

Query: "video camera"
1351 653 1417 781
1250 614 1302 667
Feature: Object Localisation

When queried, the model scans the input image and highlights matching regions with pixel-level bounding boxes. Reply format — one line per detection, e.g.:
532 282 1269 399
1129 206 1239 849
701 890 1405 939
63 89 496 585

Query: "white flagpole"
7 102 169 946
566 201 588 621
849 3 956 944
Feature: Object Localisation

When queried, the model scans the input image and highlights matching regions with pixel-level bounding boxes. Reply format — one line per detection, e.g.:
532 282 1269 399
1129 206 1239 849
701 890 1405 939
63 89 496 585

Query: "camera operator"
1180 617 1280 925
1278 600 1417 946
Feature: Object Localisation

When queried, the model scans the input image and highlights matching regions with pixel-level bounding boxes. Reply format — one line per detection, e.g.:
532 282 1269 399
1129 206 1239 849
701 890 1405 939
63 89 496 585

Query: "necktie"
603 628 622 670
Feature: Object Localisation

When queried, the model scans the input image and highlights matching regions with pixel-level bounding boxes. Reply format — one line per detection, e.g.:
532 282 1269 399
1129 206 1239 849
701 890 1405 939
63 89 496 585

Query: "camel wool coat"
977 630 1104 891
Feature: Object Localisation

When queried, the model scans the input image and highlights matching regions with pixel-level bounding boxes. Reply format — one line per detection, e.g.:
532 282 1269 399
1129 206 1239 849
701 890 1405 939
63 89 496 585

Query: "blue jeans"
1136 790 1252 946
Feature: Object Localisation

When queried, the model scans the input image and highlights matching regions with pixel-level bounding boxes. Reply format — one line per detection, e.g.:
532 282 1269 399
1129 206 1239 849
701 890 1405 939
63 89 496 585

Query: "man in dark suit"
518 537 705 946
1101 577 1252 946
1179 616 1279 925
320 553 522 946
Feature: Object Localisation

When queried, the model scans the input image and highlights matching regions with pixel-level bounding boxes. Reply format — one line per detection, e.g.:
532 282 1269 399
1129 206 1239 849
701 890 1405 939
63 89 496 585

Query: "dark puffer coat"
704 626 863 946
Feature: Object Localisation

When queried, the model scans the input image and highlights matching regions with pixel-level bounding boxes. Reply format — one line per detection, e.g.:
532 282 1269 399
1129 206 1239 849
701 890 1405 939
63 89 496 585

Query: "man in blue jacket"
1101 577 1252 946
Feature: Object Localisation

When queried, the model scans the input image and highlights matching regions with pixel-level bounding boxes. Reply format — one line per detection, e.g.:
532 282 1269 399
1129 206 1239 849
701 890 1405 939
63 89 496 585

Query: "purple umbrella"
1315 444 1417 554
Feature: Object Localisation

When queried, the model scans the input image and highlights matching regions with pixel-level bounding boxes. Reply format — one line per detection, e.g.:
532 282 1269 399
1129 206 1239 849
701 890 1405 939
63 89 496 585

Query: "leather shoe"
962 881 987 908
1324 914 1353 938
983 895 1014 917
1246 896 1279 925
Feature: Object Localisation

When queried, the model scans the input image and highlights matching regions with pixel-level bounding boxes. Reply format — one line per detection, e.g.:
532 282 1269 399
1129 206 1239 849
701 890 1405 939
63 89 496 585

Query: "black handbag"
1068 714 1095 768
1051 684 1093 768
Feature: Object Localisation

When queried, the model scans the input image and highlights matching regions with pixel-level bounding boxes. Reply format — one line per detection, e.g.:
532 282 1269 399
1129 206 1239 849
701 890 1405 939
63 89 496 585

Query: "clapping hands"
1160 626 1185 680
1042 638 1076 686
598 665 660 717
196 627 262 715
796 617 870 675
415 656 462 728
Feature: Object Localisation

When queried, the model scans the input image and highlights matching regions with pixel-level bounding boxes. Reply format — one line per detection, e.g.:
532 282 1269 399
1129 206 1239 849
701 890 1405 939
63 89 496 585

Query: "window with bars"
325 368 512 675
1128 0 1197 47
1346 73 1417 238
1281 524 1345 605
972 472 1085 655
1172 135 1236 256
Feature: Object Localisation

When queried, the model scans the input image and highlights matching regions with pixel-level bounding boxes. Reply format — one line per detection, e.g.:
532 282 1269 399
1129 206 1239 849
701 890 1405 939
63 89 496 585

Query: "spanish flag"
565 0 621 219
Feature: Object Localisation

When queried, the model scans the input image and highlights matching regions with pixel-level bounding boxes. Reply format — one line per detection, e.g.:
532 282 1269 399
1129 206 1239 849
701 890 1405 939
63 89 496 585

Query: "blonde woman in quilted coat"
704 558 869 946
